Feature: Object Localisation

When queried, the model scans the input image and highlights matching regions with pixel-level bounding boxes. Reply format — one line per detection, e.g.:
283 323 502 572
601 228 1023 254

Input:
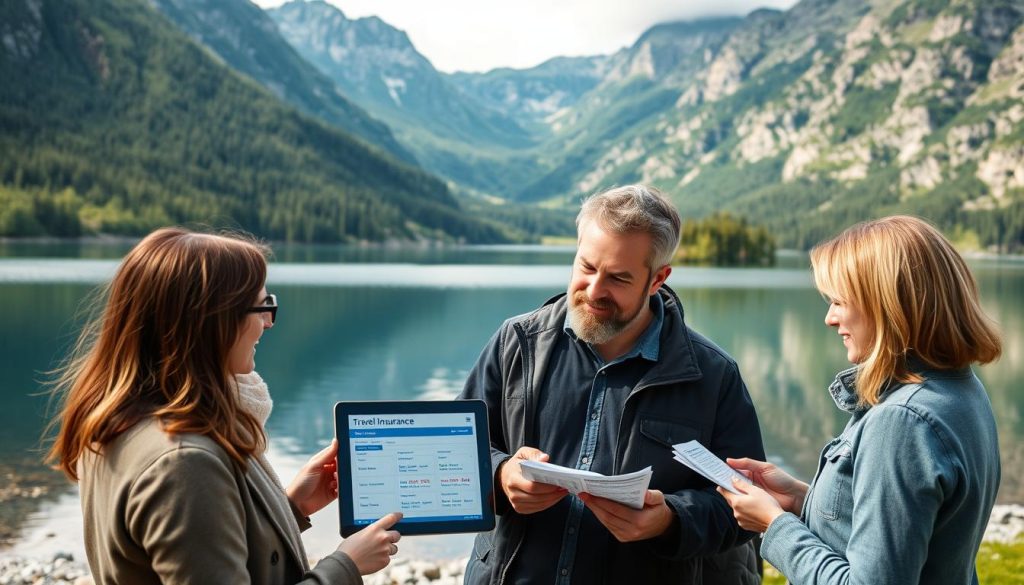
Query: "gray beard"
567 293 647 346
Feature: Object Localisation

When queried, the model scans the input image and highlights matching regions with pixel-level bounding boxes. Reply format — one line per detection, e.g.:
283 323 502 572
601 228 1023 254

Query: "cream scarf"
235 370 274 430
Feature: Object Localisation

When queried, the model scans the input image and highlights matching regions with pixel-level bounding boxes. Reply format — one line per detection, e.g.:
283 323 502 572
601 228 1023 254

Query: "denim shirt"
761 365 1001 585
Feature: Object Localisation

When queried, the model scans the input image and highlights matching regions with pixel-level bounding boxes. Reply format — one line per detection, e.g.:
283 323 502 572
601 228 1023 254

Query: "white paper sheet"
518 460 652 509
671 440 752 495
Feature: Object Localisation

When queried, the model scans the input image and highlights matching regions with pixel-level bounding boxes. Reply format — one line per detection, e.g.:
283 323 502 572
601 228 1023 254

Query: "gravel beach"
0 553 469 585
2 504 1022 585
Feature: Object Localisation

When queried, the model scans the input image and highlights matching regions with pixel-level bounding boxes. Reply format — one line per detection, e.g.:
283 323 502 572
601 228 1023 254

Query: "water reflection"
975 266 1024 502
258 286 556 454
680 288 850 480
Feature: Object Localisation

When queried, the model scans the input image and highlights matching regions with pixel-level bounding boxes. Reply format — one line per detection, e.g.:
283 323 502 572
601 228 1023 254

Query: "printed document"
518 460 652 509
671 440 751 495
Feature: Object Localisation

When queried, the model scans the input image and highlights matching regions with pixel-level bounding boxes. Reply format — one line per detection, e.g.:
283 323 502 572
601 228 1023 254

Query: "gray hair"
576 185 681 269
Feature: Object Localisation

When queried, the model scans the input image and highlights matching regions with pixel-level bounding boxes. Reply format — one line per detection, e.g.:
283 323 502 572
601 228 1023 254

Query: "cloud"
255 0 797 73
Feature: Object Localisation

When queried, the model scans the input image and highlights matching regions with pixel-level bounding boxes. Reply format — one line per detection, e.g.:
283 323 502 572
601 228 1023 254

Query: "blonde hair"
810 216 1001 406
46 227 270 480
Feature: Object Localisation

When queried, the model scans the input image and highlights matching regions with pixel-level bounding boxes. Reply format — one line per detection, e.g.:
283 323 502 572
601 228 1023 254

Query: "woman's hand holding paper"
718 457 810 533
726 457 808 514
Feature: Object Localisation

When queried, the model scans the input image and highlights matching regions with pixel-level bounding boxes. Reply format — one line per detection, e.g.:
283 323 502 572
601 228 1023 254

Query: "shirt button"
568 527 576 534
581 456 589 464
561 569 569 576
270 551 279 565
591 412 599 420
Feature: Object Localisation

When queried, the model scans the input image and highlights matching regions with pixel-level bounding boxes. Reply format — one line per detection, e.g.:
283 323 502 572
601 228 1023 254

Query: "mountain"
446 55 610 133
10 0 1018 249
267 0 530 147
0 0 514 243
509 0 1024 250
146 0 414 164
514 17 746 203
267 0 540 198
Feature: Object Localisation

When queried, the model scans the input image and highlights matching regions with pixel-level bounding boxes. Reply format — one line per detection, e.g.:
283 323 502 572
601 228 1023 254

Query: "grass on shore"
761 538 1024 584
977 539 1024 584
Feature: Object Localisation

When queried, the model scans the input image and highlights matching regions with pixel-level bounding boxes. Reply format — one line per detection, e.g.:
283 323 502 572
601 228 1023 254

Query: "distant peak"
746 7 784 19
277 0 347 20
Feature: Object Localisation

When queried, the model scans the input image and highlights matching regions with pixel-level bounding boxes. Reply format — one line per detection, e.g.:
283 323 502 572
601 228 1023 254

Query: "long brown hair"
811 216 1002 405
47 228 270 480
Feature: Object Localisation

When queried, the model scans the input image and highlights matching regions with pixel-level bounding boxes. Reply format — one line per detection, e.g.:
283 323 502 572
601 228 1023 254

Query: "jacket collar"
517 285 702 383
828 366 863 413
828 357 975 413
244 458 309 570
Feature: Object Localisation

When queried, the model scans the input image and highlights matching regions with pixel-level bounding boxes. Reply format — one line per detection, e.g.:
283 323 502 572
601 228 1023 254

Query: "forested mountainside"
0 0 514 243
148 0 414 164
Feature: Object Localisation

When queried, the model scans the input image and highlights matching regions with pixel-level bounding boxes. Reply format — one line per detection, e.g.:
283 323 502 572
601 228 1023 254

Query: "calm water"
1 243 1021 561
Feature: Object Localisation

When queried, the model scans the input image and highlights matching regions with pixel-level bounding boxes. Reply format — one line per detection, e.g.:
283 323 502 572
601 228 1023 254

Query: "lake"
1 243 1021 562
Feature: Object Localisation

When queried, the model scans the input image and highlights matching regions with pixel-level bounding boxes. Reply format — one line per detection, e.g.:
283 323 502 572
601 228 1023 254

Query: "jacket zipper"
515 323 534 445
497 323 532 585
497 534 524 585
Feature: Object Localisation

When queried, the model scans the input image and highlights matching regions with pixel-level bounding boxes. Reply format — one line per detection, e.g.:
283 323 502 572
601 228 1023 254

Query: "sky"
254 0 799 73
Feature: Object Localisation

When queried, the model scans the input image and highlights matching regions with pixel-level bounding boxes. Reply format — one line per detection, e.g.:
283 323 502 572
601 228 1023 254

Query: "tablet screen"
335 400 495 536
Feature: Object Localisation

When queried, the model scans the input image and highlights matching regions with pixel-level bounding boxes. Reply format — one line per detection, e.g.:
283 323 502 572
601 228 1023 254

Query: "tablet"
334 400 495 537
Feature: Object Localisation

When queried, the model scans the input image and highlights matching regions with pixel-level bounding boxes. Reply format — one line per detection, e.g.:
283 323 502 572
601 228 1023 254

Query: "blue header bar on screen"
350 426 473 438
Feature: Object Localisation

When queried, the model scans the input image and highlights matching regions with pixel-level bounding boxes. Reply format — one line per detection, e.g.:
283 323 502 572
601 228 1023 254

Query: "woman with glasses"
46 227 402 584
719 216 1002 584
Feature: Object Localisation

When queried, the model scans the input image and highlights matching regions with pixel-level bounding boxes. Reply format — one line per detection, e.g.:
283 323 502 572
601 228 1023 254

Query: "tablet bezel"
334 399 495 537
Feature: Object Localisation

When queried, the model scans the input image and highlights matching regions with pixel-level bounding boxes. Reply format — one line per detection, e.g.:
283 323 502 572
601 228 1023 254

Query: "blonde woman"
47 228 402 584
721 216 1001 584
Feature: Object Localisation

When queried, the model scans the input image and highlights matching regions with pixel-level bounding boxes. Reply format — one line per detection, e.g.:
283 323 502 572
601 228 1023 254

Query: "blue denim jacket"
761 365 1000 585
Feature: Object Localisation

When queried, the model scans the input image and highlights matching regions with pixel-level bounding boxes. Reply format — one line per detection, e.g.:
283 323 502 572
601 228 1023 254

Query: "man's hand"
579 489 674 542
499 446 568 515
287 439 339 517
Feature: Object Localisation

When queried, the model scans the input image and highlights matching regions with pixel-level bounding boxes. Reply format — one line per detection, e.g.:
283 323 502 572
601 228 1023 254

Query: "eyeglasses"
246 293 278 324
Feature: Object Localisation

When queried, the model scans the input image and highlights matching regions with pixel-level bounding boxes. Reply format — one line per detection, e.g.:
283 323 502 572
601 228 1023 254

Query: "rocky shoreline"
0 461 71 549
0 554 469 585
983 503 1024 543
2 504 1022 585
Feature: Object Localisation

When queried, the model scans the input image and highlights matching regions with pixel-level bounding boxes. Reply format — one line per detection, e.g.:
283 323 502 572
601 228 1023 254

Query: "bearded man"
459 184 766 585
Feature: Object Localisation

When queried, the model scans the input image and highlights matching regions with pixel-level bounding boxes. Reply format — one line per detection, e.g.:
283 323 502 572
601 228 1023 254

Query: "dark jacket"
460 286 765 585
